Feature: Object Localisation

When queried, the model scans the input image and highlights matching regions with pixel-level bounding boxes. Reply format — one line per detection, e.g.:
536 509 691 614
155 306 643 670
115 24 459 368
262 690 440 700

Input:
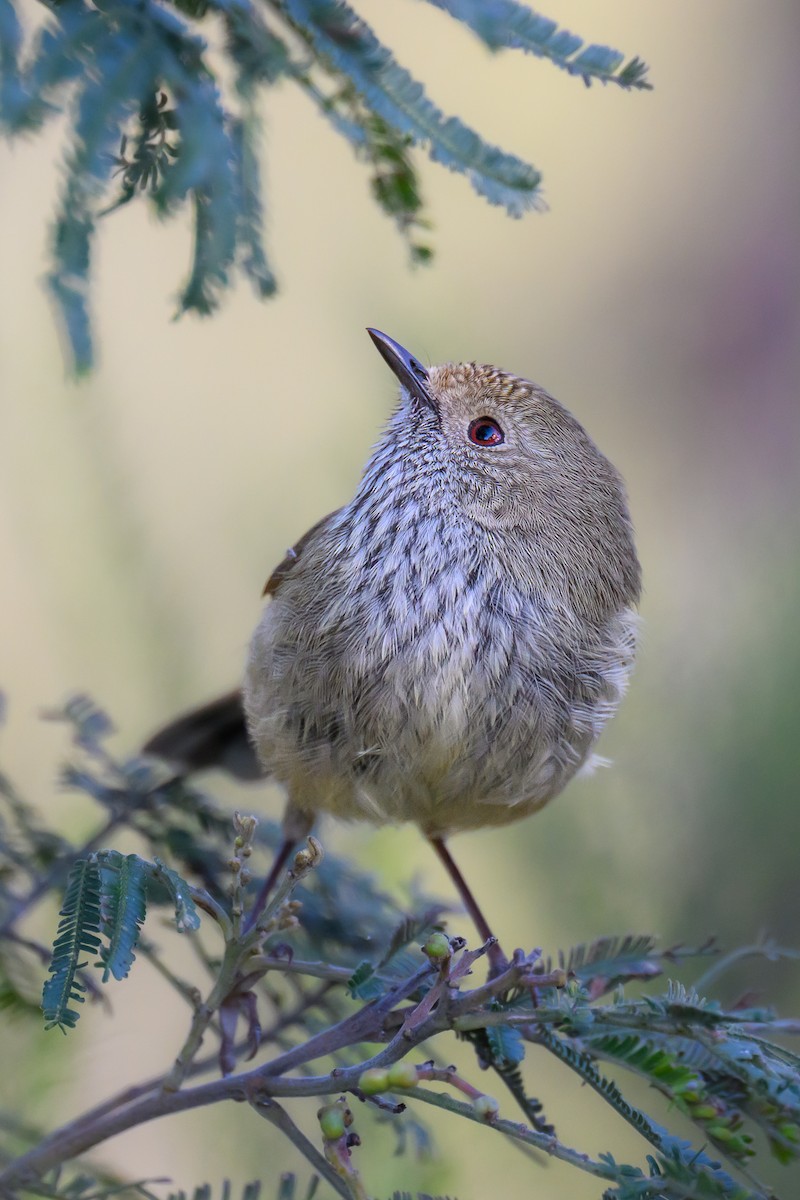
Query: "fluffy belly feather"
244 585 637 837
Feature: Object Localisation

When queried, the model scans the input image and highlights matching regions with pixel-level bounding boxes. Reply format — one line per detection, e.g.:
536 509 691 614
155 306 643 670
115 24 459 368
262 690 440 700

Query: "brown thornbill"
144 329 641 964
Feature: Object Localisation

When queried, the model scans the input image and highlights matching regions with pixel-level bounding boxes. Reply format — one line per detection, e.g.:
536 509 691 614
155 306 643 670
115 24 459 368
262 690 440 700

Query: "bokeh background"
1 0 799 1196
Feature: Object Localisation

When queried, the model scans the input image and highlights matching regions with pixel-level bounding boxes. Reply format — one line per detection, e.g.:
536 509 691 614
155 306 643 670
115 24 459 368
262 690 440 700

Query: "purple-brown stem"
427 837 507 976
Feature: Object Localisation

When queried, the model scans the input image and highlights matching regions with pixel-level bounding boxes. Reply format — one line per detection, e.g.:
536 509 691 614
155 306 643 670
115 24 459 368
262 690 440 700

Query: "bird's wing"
262 509 342 597
142 511 342 780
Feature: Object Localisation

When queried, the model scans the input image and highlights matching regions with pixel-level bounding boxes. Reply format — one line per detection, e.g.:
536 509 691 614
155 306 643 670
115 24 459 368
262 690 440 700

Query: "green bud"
423 932 451 960
317 1104 346 1141
386 1061 419 1089
690 1104 718 1120
358 1068 390 1095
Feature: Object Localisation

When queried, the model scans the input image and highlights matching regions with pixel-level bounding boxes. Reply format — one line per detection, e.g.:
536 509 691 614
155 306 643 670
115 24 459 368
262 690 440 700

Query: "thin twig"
405 1085 621 1184
250 1096 350 1200
250 954 354 984
694 938 800 993
163 940 242 1091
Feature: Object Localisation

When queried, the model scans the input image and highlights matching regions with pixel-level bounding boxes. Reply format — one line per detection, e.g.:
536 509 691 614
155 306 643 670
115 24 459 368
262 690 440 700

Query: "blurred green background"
1 1 799 1196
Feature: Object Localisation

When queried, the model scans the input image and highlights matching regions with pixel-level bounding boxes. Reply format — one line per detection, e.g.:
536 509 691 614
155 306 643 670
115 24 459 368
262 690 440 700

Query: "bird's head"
367 328 641 617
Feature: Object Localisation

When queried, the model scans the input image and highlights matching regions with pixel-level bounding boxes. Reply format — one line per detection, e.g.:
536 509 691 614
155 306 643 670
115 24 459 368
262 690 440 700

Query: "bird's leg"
428 836 508 977
243 803 313 934
242 836 298 933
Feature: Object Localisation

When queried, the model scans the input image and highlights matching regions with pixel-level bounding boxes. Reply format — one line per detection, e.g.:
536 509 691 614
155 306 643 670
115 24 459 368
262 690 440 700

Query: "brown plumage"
145 330 641 957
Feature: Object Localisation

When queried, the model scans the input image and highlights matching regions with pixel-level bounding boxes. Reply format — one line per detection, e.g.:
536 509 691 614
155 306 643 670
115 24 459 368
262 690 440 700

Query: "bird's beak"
367 328 436 413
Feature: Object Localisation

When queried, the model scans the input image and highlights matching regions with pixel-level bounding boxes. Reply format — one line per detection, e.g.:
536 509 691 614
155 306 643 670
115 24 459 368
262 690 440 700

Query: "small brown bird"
145 330 641 960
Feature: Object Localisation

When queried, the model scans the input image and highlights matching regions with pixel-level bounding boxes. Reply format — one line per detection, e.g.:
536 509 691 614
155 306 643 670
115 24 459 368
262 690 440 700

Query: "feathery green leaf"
230 111 277 298
41 850 199 1031
0 0 651 366
96 852 149 982
562 933 662 995
149 859 201 932
424 1 650 90
42 858 102 1031
46 4 160 371
283 0 543 215
224 3 289 93
347 959 384 1000
0 0 29 129
483 1016 525 1069
537 1024 669 1152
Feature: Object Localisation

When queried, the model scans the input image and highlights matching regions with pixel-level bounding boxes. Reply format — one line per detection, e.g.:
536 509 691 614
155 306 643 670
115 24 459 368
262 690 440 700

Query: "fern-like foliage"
529 933 717 1001
423 1 651 88
599 1148 750 1200
96 852 149 982
282 0 542 216
41 857 103 1031
538 1026 757 1197
537 1023 670 1152
0 0 648 369
41 850 199 1031
563 932 660 975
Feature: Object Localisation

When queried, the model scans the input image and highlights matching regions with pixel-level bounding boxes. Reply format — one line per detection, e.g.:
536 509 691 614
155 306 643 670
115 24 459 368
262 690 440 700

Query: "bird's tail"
142 689 263 781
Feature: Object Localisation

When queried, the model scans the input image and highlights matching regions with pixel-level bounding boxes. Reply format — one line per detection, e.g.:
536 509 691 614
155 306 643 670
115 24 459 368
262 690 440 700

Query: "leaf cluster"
0 0 649 369
41 850 200 1031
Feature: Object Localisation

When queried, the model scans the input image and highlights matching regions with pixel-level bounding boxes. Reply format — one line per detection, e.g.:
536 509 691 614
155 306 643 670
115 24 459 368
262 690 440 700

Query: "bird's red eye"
468 417 504 447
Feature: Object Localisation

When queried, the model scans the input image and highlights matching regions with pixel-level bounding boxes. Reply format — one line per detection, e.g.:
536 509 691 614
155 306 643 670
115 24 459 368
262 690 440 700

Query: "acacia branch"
0 1008 443 1190
0 951 545 1191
